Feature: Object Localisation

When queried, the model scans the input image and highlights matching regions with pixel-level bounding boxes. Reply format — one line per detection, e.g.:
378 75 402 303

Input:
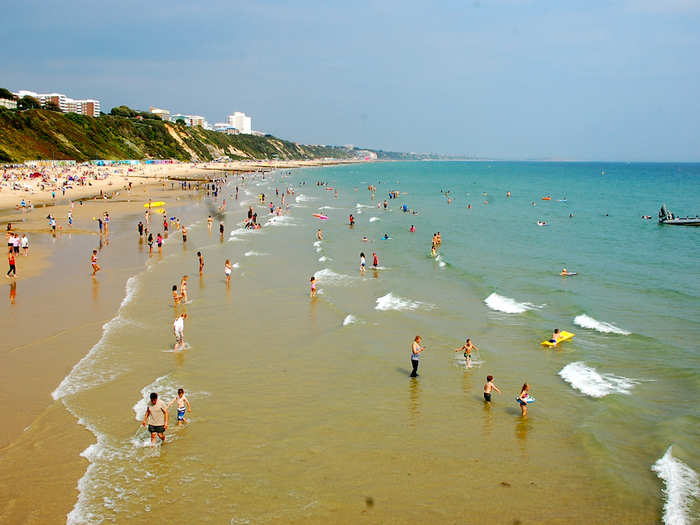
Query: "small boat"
541 196 552 201
658 204 700 226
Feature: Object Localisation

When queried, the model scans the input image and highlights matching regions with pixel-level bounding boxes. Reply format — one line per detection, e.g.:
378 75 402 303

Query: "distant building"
0 98 17 109
251 130 265 137
213 123 240 135
226 112 252 134
149 107 171 121
171 114 207 128
13 90 100 116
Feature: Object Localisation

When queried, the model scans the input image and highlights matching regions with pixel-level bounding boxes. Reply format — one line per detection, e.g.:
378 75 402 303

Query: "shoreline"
0 159 367 212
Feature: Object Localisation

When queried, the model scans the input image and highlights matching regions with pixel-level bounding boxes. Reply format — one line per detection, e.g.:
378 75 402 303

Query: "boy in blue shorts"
168 388 191 426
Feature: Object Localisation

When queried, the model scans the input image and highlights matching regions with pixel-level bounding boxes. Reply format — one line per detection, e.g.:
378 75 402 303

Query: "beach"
0 161 698 524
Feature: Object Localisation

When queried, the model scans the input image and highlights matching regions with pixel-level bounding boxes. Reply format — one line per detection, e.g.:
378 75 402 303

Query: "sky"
3 0 700 161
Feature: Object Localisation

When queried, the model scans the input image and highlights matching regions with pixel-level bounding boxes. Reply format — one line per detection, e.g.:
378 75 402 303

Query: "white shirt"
21 236 28 248
173 317 184 335
12 237 20 247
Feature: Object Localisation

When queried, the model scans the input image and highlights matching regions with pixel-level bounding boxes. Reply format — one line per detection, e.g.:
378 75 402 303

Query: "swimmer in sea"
548 328 560 344
518 383 531 416
360 252 366 273
455 338 479 369
410 225 415 233
560 268 573 276
317 229 323 241
483 375 501 402
310 276 317 297
172 285 180 306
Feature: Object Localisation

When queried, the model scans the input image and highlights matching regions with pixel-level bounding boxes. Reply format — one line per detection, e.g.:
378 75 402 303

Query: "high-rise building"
226 112 252 134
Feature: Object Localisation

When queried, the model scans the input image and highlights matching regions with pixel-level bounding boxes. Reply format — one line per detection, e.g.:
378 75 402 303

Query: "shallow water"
50 162 699 522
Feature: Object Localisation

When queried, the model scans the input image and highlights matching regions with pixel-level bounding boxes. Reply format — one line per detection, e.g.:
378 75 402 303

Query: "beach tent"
30 172 42 178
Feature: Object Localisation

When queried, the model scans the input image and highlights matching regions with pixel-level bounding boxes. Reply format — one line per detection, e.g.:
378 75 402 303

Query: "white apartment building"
13 90 100 117
0 98 17 109
149 107 171 121
226 111 252 134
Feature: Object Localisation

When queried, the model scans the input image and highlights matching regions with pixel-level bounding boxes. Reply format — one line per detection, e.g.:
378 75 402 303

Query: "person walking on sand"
6 249 16 279
197 252 204 275
21 234 28 256
142 392 169 445
454 338 479 369
182 225 187 244
225 260 232 285
90 250 100 276
517 383 531 417
167 388 191 426
483 375 501 402
173 313 187 351
410 335 425 377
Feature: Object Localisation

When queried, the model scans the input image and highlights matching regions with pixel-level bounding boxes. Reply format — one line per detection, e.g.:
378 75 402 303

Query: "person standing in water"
180 276 188 303
454 338 479 369
360 252 366 273
310 276 317 297
372 252 379 268
167 388 191 426
518 383 531 416
410 335 425 377
142 392 169 445
317 229 323 241
90 250 100 276
197 252 204 275
483 375 501 402
173 313 187 351
225 260 232 285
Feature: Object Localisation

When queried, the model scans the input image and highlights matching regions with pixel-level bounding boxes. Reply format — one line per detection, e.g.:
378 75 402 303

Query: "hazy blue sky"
3 0 700 160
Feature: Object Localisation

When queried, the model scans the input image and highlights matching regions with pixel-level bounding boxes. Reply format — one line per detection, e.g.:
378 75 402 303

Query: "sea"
52 162 699 524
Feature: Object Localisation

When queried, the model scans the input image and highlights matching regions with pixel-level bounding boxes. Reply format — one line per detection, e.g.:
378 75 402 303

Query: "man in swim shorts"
142 392 169 444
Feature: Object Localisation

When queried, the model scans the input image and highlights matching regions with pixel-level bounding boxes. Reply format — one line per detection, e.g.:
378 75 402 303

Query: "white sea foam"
369 216 380 222
318 256 331 262
319 206 339 210
375 292 435 312
265 215 296 227
244 251 267 257
232 262 240 269
652 446 700 525
296 194 316 203
343 314 358 326
313 240 322 248
558 362 638 398
356 203 372 208
574 314 631 335
314 268 354 286
52 277 139 400
436 255 446 268
484 293 540 314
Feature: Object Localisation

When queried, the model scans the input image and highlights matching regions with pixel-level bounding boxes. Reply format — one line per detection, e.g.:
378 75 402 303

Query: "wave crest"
559 362 638 398
574 314 630 335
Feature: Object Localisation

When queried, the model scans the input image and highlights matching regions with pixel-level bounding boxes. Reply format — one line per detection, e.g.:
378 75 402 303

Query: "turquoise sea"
48 162 699 523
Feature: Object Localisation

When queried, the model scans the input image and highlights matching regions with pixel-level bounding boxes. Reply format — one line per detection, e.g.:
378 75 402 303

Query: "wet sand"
0 181 211 524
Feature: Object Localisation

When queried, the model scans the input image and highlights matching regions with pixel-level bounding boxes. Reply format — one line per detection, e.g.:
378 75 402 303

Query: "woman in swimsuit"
225 260 232 286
